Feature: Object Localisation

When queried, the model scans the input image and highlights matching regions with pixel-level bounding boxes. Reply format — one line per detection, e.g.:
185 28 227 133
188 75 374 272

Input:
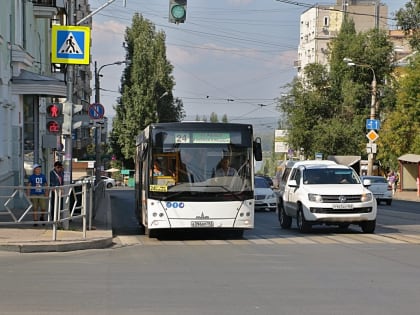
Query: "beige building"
296 0 388 75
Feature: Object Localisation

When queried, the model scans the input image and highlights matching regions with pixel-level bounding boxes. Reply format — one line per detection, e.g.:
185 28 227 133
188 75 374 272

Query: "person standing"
49 161 64 221
27 164 48 226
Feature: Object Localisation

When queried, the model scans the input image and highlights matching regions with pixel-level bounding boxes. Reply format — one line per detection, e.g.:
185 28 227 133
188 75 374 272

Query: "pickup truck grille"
321 195 363 203
310 207 373 214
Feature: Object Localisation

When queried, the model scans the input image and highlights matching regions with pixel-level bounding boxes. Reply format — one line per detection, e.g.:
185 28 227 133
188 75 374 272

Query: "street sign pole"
366 130 379 176
61 0 76 230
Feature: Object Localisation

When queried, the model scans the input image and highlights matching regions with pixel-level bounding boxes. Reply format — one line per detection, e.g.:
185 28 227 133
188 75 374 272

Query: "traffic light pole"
61 0 76 230
64 0 74 187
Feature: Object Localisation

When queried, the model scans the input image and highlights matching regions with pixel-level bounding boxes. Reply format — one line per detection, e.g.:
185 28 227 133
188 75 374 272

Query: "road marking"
324 234 363 244
341 233 388 244
382 234 420 244
305 236 340 244
113 233 420 247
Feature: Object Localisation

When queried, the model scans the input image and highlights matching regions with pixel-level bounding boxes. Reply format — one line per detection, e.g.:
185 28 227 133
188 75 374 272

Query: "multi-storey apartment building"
0 0 93 187
296 0 388 75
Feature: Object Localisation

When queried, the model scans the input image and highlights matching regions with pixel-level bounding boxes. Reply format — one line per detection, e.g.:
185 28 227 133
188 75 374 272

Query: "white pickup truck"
277 161 377 233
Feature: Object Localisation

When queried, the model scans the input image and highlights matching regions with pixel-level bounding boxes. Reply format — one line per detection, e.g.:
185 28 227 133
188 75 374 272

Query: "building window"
323 16 329 27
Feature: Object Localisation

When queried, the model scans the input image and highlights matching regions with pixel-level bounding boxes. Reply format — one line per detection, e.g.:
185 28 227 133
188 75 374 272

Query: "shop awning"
11 69 66 96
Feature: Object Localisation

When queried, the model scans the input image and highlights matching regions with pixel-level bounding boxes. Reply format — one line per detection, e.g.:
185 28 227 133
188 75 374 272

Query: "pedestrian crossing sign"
51 25 90 65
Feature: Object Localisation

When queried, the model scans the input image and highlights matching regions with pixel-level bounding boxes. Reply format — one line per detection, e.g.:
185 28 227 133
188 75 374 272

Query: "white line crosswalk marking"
113 232 420 247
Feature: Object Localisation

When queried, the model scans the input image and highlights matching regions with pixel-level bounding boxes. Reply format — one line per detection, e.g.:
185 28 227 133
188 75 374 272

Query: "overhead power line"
275 0 396 21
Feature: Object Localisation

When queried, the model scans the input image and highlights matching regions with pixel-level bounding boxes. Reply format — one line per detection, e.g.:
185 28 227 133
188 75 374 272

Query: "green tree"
111 13 185 163
395 0 420 51
209 112 218 122
278 18 395 160
377 53 420 169
221 114 228 123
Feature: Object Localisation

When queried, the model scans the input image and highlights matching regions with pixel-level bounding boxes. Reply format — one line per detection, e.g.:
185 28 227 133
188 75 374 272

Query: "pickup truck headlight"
308 193 323 202
361 192 373 202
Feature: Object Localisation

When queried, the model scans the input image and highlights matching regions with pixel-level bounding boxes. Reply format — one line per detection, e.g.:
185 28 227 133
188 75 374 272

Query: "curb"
0 236 114 253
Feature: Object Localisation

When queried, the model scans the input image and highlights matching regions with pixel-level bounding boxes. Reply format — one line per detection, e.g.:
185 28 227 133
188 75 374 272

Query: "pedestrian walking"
387 171 397 195
49 161 64 221
26 164 48 226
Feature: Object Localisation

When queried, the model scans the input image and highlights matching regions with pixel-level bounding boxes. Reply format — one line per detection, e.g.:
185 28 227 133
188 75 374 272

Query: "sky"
89 0 407 130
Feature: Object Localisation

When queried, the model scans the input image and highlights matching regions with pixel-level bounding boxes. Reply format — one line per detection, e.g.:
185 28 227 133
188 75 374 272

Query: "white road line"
114 233 420 246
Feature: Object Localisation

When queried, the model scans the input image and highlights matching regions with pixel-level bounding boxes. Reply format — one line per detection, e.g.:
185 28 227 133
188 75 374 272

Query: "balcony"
33 0 65 18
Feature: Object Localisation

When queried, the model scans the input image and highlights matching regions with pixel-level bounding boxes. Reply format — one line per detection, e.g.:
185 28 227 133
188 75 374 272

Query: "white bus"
135 122 262 237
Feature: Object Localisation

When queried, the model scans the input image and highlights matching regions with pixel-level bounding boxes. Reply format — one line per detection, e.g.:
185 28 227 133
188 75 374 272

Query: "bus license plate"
191 221 214 228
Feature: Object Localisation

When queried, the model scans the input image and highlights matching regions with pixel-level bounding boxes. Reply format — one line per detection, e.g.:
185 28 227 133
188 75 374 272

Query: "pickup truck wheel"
297 206 311 233
279 202 292 229
361 220 376 233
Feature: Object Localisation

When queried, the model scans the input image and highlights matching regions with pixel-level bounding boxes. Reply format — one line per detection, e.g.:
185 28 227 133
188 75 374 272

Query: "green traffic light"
171 4 186 20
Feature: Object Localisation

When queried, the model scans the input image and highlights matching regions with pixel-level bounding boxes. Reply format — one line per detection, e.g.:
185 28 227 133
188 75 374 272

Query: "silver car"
361 176 393 205
254 176 277 211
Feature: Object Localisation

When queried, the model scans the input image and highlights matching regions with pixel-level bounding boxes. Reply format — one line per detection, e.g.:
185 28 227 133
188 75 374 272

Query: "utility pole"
367 70 377 176
94 61 102 184
344 58 378 176
94 60 127 183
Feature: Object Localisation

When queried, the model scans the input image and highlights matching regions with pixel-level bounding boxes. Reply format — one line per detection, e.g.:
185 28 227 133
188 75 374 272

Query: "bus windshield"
149 130 253 200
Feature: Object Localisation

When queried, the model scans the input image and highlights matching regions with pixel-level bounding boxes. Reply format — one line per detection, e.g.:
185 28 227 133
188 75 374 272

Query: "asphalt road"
0 190 419 315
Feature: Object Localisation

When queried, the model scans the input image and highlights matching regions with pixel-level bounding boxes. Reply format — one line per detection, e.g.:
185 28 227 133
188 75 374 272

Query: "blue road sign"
51 26 90 65
88 103 105 120
366 119 380 130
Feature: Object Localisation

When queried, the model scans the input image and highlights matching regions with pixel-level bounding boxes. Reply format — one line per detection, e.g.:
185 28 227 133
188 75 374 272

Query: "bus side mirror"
254 137 262 161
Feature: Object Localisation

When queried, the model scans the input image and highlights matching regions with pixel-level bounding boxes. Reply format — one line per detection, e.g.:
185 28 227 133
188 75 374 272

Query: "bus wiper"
192 184 244 202
217 186 243 201
160 185 244 201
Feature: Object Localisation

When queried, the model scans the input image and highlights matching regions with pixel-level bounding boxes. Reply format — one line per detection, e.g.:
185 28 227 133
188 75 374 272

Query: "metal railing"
0 183 93 241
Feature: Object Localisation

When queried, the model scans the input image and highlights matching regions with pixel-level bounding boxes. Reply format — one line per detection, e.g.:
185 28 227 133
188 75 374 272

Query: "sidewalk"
393 190 420 202
0 191 113 253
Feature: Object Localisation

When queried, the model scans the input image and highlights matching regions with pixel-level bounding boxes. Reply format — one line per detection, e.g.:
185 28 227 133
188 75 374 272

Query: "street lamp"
156 91 169 121
344 58 377 176
94 60 127 183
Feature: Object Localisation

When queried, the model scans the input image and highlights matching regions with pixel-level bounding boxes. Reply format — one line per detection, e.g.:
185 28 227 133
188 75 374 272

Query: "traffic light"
62 101 72 135
72 104 83 130
169 0 187 24
62 101 84 135
46 103 63 134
